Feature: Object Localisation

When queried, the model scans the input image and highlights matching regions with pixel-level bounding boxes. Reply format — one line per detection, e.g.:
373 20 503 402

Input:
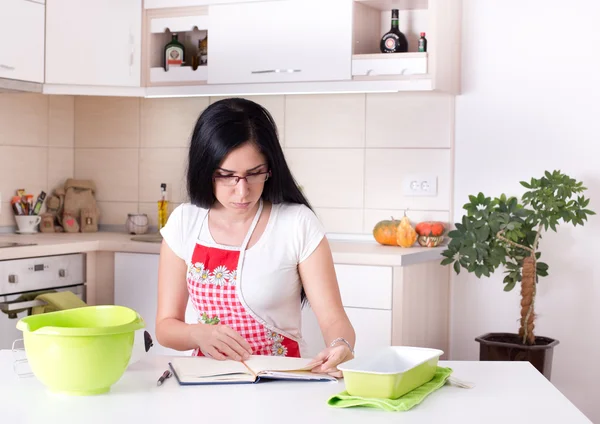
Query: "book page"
244 355 317 374
243 355 336 381
170 357 255 383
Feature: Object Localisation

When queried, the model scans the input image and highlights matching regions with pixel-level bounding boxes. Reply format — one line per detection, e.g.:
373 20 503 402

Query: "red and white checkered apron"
186 201 300 358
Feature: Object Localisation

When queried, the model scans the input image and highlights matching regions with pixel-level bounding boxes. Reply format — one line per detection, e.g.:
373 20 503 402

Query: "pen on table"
157 369 172 386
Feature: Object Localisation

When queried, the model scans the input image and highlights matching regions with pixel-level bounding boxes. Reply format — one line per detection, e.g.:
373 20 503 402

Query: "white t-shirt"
159 201 326 344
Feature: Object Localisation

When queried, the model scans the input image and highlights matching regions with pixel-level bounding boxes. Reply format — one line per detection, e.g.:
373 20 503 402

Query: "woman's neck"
210 200 261 227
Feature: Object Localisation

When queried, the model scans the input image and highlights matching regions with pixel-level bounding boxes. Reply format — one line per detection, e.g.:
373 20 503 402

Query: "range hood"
0 77 42 93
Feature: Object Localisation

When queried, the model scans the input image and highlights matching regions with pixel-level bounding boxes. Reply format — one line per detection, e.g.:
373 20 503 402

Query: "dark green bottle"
164 33 185 71
380 9 408 53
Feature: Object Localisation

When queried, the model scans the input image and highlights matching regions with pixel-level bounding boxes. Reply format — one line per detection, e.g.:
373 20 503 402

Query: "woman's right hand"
190 324 253 361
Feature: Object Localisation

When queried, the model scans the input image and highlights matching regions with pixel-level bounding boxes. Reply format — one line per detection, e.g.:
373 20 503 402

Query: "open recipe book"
168 355 338 385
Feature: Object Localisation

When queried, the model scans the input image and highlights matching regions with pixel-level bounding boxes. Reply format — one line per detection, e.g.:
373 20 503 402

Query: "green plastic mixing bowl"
16 305 145 396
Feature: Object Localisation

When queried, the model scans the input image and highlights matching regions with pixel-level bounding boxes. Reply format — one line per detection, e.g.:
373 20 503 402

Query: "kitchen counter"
0 231 445 267
0 351 591 423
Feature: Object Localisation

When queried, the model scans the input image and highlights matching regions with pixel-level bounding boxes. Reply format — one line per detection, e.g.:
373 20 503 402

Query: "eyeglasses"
213 170 271 186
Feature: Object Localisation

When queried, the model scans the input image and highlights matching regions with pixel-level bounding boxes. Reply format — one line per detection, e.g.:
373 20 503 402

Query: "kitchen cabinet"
302 262 450 358
114 253 196 356
207 0 353 85
114 253 449 360
0 0 45 84
352 0 462 93
45 0 142 92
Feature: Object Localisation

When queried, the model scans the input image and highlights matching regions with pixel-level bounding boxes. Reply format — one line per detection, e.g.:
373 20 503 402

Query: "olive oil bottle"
158 183 168 230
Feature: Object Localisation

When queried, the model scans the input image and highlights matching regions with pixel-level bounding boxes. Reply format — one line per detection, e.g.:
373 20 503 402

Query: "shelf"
354 0 428 11
144 9 209 87
353 1 429 55
352 52 427 77
352 52 426 60
150 65 208 83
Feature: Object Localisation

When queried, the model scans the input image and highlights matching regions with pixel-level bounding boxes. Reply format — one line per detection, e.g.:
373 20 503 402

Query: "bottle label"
385 38 397 50
166 46 183 67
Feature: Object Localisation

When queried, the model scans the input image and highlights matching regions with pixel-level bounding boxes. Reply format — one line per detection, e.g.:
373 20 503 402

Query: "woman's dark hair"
187 97 313 305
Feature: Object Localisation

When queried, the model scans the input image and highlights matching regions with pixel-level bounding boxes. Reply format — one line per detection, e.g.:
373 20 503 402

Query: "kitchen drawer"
334 264 392 310
352 53 427 77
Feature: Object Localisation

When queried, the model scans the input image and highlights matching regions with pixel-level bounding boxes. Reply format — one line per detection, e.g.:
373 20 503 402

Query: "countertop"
0 351 591 423
0 232 446 267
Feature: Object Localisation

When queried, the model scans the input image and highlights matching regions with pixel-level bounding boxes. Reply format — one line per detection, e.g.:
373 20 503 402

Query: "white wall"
452 1 600 422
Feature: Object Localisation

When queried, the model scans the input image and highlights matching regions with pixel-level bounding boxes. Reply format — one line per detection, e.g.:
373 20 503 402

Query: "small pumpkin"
373 217 401 246
396 216 417 248
415 221 446 237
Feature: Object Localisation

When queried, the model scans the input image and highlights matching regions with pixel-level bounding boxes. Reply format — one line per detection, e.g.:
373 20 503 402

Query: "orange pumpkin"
396 216 417 248
373 217 401 246
415 221 445 237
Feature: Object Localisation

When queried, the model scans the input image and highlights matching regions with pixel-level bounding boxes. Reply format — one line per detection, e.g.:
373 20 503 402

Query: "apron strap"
240 199 263 252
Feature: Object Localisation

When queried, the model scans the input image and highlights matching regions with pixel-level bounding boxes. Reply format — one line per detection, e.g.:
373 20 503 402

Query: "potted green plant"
441 170 595 380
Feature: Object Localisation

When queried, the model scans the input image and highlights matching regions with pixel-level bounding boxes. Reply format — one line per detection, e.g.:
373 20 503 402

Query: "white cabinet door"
114 253 197 356
301 305 392 359
208 0 352 84
45 0 142 87
0 0 45 83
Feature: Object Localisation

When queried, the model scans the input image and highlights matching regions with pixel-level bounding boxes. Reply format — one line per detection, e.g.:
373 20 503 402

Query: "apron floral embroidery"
186 200 300 358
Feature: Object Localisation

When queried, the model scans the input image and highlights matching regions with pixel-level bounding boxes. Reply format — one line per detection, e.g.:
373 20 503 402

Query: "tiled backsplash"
0 92 454 235
0 94 74 228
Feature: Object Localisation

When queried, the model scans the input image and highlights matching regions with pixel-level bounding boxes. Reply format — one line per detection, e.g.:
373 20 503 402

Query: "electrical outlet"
403 175 437 196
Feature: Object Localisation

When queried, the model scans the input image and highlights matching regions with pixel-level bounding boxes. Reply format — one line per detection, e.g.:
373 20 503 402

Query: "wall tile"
0 93 48 147
210 95 285 144
49 95 75 147
75 97 140 148
139 148 188 203
139 201 181 229
75 149 139 202
364 149 452 210
363 209 451 234
0 146 48 204
0 202 12 226
48 148 74 193
97 201 138 226
366 93 453 148
141 97 209 148
314 208 364 234
285 94 365 148
285 148 364 208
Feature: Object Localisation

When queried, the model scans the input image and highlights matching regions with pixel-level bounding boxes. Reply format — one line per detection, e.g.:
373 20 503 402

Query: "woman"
156 98 355 377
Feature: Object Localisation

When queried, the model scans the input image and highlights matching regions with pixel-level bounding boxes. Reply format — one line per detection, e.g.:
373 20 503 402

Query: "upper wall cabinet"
207 0 353 85
0 0 45 85
352 0 462 93
45 0 142 92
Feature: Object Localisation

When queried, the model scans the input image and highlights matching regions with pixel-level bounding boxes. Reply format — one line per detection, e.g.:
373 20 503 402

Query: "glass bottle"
164 33 185 71
380 9 408 53
418 32 428 52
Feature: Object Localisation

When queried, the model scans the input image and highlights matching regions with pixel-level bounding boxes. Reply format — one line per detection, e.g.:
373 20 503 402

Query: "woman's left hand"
308 345 354 378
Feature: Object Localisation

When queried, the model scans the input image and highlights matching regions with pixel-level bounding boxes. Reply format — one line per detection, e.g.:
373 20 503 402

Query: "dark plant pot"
475 332 559 380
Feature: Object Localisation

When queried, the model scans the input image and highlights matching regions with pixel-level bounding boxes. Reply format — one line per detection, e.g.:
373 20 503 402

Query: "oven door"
0 284 85 350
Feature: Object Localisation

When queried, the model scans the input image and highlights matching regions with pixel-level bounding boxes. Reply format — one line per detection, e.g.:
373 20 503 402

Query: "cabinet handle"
129 29 135 75
0 64 15 71
251 69 302 74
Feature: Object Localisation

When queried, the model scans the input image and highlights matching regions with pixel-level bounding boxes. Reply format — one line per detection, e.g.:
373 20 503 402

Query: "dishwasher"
0 253 86 350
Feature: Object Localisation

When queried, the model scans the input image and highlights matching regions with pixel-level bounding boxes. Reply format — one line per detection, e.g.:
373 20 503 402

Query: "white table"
0 350 591 424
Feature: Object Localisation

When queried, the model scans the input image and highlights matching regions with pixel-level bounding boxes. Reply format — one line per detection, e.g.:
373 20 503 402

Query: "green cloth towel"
1 290 57 319
327 367 453 412
31 290 87 315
